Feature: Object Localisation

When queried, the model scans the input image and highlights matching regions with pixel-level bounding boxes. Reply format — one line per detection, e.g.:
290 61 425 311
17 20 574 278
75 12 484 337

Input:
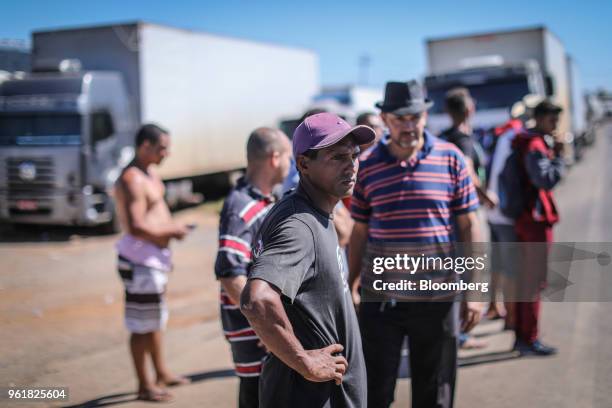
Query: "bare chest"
143 176 166 208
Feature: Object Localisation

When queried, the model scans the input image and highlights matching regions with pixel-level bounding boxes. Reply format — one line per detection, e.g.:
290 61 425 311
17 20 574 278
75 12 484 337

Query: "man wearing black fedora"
348 80 484 407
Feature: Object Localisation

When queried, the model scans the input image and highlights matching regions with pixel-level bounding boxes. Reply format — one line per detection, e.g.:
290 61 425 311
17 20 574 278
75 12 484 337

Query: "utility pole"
358 54 371 86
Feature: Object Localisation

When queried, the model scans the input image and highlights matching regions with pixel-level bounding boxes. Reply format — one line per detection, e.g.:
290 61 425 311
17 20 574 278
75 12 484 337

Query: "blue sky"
1 0 610 91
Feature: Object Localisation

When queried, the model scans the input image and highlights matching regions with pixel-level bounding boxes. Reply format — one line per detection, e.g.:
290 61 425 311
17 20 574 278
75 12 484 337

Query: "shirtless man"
114 124 191 402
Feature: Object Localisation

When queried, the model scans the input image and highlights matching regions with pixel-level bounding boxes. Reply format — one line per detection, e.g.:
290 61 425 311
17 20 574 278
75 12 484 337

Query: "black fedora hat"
375 80 434 115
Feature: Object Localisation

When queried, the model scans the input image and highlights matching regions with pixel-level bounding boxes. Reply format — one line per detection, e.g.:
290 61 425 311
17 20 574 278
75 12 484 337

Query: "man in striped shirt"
214 127 292 408
348 81 483 408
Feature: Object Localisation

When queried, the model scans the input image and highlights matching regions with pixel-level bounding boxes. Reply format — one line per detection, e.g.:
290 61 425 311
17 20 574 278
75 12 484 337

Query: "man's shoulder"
223 184 253 212
526 135 549 152
439 127 468 141
439 127 455 139
220 185 274 233
265 193 304 221
431 136 465 158
116 166 147 191
257 196 315 243
358 141 390 169
264 194 319 229
515 131 548 153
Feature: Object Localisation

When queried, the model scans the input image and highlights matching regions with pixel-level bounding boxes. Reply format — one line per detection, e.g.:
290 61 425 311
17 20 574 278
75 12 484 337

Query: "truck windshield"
0 114 81 145
427 78 530 114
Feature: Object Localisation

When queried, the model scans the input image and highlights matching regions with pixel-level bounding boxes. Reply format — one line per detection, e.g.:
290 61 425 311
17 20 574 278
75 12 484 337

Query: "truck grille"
6 157 56 198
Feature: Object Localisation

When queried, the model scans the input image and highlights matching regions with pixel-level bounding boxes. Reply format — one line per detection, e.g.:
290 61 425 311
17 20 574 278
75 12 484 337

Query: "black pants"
239 376 259 408
359 301 458 408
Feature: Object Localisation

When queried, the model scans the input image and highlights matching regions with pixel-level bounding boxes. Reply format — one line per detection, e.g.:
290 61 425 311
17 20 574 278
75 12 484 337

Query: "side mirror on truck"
91 111 115 152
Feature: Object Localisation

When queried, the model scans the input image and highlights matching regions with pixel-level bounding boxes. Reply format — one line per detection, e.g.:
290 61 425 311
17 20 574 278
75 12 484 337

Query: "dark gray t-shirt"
249 189 366 408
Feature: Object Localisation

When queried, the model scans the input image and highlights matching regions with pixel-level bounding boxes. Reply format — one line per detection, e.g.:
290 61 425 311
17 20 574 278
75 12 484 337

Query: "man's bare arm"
333 204 354 248
119 169 186 246
455 211 481 243
219 275 248 305
240 279 348 384
348 222 368 306
464 157 496 209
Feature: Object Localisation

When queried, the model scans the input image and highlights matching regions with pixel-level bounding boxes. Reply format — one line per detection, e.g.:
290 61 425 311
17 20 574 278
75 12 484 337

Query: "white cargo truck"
0 22 318 229
423 26 586 152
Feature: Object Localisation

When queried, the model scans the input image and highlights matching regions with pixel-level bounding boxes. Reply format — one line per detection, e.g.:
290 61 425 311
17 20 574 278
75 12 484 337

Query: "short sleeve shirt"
249 188 366 408
351 131 479 244
214 177 275 376
439 127 482 172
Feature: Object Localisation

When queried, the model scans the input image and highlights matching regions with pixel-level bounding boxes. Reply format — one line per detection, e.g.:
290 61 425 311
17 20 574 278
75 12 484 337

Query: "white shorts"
118 255 169 333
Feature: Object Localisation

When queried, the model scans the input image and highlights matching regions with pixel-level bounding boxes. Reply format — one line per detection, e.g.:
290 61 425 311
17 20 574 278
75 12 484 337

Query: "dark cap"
375 80 434 115
533 100 563 117
292 112 376 158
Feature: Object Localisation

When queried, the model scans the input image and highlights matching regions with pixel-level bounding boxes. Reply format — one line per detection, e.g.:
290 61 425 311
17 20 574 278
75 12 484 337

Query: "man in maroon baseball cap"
291 112 376 201
240 112 374 407
292 112 377 157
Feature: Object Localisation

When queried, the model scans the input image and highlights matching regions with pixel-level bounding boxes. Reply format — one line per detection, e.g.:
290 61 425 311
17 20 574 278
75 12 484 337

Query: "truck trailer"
0 22 318 229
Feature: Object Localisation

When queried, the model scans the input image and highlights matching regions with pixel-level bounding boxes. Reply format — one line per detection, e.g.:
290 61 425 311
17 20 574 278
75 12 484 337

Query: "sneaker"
514 339 558 356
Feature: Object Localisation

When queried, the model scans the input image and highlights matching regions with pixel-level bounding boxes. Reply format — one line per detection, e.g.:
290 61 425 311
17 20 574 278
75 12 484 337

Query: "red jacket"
512 130 562 226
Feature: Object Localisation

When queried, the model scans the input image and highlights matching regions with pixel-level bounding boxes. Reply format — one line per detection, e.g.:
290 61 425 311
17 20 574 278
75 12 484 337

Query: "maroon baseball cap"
292 112 376 157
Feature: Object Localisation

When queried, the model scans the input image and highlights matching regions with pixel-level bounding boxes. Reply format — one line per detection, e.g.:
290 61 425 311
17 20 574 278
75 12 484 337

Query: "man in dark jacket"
512 100 564 355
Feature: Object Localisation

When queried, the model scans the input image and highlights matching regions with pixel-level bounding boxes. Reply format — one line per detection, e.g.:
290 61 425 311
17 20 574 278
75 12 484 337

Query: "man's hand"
481 190 498 209
299 344 348 385
171 223 190 240
461 301 484 332
552 132 566 157
241 279 346 386
485 190 499 209
553 141 566 157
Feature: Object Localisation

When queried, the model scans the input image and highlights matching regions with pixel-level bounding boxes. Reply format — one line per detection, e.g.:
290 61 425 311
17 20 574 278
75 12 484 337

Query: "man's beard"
393 131 420 148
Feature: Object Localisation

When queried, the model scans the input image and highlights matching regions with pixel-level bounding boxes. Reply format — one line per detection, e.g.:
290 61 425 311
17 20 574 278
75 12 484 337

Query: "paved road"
444 122 612 408
0 123 610 407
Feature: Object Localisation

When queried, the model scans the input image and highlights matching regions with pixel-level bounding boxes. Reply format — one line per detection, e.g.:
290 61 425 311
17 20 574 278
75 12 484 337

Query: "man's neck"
132 158 151 175
245 168 274 197
452 119 471 135
388 134 425 161
298 179 337 214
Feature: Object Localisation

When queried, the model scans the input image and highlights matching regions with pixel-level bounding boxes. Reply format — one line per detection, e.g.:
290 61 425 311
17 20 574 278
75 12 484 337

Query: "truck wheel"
0 222 16 239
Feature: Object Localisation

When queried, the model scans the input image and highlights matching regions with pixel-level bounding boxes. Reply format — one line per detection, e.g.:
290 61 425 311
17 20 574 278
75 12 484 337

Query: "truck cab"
424 60 547 136
0 68 135 228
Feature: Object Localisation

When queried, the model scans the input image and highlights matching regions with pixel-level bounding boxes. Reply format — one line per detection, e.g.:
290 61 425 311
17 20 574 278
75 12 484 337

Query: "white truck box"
33 22 319 179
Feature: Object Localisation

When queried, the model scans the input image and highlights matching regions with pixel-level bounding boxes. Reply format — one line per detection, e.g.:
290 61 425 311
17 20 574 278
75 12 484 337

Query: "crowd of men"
113 79 566 407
